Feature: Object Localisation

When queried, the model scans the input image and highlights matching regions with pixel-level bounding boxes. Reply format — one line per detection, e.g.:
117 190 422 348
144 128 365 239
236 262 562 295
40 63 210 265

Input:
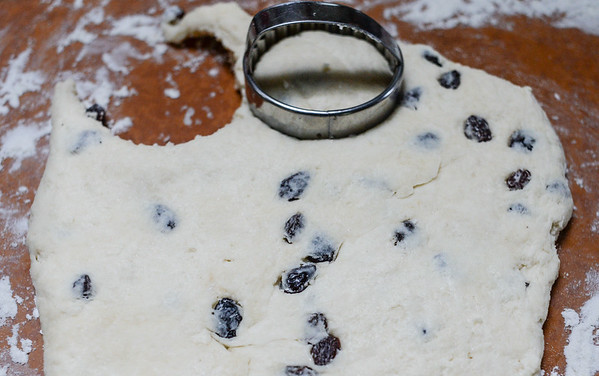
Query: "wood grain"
0 1 597 374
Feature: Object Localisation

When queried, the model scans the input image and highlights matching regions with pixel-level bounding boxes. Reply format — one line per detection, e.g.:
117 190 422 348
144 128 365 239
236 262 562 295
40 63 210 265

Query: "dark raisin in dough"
311 334 341 366
506 169 532 190
423 51 443 67
279 171 310 201
308 313 328 333
464 115 493 142
433 253 447 268
285 366 319 376
71 130 102 154
509 130 536 152
305 235 336 263
164 5 185 25
401 87 422 110
508 203 529 214
438 70 461 89
416 132 440 149
73 274 93 300
153 204 177 232
546 181 570 197
280 264 317 294
393 219 416 245
212 298 243 339
284 213 305 243
305 312 330 344
85 104 108 127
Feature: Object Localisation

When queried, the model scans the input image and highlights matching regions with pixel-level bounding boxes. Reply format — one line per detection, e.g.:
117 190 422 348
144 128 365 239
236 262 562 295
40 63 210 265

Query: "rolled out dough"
27 3 572 375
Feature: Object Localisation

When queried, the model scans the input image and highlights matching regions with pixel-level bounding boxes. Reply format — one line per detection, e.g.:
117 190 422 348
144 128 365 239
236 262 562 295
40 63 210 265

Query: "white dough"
27 3 573 376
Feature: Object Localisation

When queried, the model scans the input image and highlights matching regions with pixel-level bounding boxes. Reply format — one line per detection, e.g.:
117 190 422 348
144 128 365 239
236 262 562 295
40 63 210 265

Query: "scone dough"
27 3 572 376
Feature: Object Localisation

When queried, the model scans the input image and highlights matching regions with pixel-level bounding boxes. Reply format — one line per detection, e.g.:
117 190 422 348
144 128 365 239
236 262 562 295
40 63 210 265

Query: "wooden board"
0 0 597 374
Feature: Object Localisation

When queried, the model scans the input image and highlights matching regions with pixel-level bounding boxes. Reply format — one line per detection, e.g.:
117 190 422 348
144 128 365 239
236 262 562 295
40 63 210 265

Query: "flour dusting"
7 325 33 365
56 6 105 53
111 117 133 135
384 0 599 36
182 106 195 126
0 277 17 327
555 269 599 376
0 121 51 173
108 14 166 57
591 209 599 234
0 48 45 116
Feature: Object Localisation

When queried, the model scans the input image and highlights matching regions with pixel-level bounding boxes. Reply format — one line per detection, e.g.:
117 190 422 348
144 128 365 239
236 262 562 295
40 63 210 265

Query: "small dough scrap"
28 3 572 376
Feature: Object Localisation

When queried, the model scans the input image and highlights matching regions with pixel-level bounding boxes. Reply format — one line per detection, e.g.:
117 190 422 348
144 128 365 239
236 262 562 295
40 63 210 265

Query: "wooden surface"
0 0 597 374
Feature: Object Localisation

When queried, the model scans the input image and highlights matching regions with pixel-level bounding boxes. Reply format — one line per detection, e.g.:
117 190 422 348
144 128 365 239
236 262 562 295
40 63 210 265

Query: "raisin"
546 181 571 197
401 87 421 110
85 104 108 127
73 274 93 300
285 366 319 376
306 312 329 344
280 264 317 294
506 169 532 190
416 132 440 149
305 235 336 263
308 313 328 333
438 70 461 89
423 51 443 67
508 203 529 214
163 6 185 25
393 219 416 246
284 213 305 244
153 204 177 232
509 130 535 152
433 253 447 268
71 130 102 154
279 171 310 201
464 115 492 142
311 334 341 366
212 298 243 339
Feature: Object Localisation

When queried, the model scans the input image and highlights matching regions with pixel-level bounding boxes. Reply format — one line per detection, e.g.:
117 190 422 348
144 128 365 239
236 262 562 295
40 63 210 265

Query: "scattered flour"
555 269 599 376
574 177 586 190
56 6 105 53
201 105 213 120
7 325 33 365
0 277 17 327
182 106 195 126
179 51 208 73
0 121 51 172
208 67 219 77
73 67 137 108
164 88 180 99
111 117 133 135
562 295 599 376
384 0 599 36
101 42 152 74
586 269 599 293
164 73 180 99
108 14 167 56
0 48 45 116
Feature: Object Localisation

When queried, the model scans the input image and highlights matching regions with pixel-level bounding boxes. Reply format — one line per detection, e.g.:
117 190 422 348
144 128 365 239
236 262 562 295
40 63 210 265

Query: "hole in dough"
114 35 240 145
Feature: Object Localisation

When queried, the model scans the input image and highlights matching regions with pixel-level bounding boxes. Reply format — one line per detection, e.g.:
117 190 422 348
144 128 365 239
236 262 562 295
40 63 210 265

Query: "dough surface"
27 3 573 376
